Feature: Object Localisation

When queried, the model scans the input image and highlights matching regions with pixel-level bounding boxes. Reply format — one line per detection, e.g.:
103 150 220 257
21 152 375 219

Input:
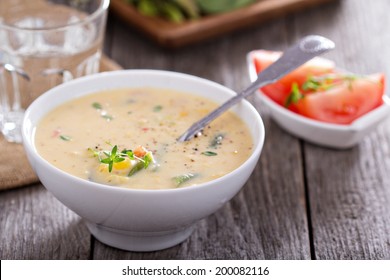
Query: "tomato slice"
252 50 386 124
252 50 335 111
295 73 385 124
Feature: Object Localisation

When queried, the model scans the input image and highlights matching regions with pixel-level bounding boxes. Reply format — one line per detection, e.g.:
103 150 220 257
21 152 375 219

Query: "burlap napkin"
0 56 122 191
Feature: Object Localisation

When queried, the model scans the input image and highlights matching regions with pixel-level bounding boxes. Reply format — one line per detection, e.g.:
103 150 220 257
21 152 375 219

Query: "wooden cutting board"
110 0 338 49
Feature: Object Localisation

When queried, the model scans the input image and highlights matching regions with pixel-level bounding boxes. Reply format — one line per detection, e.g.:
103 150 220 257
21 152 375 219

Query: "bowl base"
86 222 195 252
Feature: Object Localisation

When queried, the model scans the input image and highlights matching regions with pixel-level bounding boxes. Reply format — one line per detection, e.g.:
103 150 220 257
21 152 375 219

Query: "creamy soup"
35 88 253 189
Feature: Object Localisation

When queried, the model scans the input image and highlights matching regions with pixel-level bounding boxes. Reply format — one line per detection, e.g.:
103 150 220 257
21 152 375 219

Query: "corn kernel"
179 111 188 117
113 158 131 170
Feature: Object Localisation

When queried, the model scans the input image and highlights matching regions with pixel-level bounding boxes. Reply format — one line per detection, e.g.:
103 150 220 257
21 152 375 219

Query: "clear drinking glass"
0 0 109 143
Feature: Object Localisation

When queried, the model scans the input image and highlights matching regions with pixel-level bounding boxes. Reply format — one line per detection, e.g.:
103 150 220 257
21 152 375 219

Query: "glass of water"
0 0 109 143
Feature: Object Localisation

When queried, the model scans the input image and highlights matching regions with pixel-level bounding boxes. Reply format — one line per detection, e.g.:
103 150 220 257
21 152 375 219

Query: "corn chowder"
35 88 253 189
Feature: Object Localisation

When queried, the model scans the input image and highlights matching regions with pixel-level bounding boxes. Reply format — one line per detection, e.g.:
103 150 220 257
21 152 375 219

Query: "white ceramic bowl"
22 70 265 252
247 51 390 149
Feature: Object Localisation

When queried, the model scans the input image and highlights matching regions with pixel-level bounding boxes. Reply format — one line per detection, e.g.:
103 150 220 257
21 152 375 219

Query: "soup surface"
35 88 253 189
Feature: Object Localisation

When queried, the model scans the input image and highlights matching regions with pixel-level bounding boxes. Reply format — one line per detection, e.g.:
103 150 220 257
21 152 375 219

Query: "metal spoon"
177 35 335 142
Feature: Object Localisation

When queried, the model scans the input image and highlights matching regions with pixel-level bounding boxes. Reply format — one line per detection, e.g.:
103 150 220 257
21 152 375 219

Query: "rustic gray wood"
290 0 390 259
0 185 90 259
1 0 390 260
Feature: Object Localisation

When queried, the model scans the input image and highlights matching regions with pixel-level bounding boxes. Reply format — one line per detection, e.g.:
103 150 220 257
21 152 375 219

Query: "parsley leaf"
285 82 304 107
121 149 135 160
92 102 102 110
99 145 126 172
153 105 163 112
302 74 359 93
172 173 197 187
59 135 71 141
202 151 218 156
302 77 321 91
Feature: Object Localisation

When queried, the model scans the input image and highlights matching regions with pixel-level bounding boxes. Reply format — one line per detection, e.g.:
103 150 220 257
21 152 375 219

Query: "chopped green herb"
302 74 359 93
121 149 135 160
345 74 358 91
302 76 335 92
99 145 126 172
88 148 100 157
143 152 153 169
210 133 225 148
128 161 144 176
172 173 197 187
101 115 113 121
59 135 71 141
153 105 163 112
202 151 218 156
285 82 304 107
91 144 155 174
127 152 154 176
302 77 322 91
91 102 113 121
92 102 102 110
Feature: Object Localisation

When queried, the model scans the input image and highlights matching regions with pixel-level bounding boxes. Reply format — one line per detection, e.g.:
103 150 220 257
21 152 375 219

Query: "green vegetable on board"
196 0 256 14
125 0 256 23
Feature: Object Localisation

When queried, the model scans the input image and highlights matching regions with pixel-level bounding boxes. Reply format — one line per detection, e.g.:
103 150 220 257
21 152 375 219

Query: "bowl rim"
23 69 265 194
246 50 390 132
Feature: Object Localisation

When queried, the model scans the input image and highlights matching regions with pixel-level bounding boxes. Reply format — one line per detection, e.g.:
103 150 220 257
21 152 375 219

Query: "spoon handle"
177 35 335 142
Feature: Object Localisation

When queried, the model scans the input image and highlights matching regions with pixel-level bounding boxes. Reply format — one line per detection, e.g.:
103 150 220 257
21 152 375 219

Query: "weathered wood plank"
305 136 390 259
0 185 90 259
291 0 390 259
93 14 310 259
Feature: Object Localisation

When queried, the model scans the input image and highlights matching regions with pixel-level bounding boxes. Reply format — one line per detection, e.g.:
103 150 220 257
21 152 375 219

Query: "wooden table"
1 0 390 260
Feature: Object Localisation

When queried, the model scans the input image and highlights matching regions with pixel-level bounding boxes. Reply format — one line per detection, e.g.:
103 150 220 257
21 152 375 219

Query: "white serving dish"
247 51 390 149
22 70 265 252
